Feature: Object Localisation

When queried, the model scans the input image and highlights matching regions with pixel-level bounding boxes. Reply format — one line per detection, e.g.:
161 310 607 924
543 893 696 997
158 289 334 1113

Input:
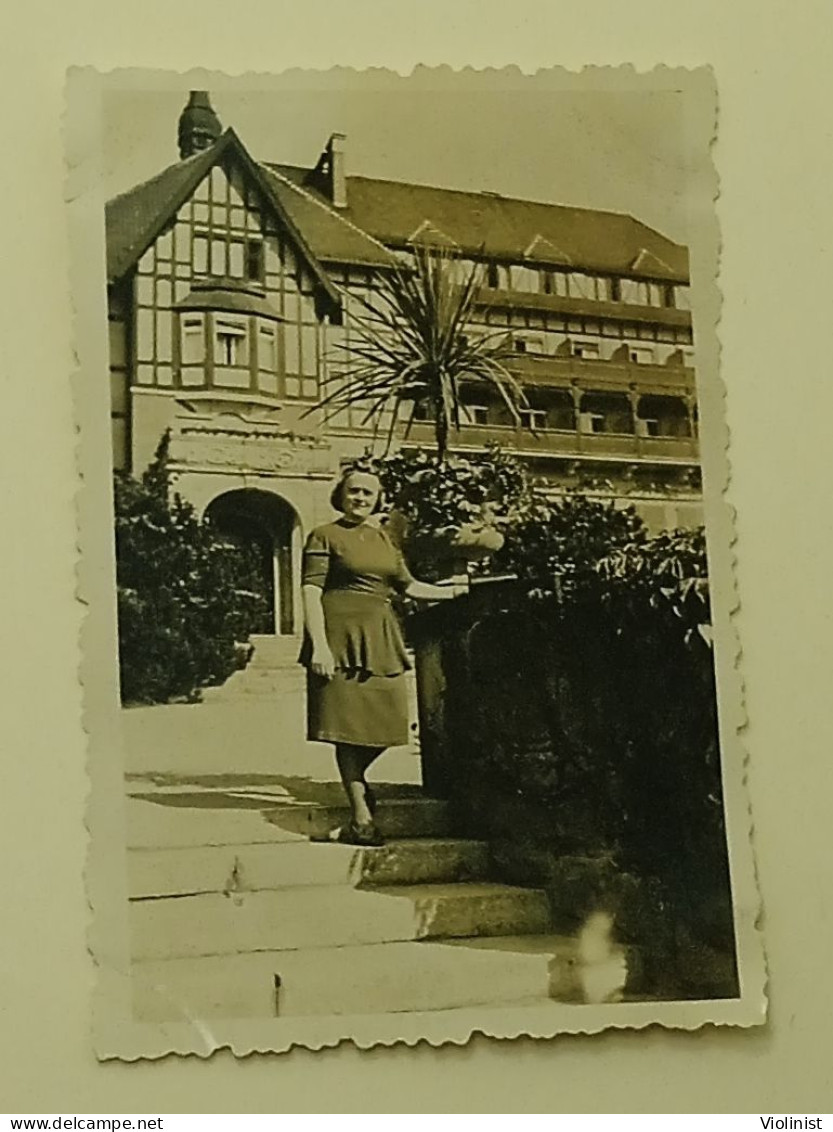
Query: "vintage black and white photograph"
70 67 764 1057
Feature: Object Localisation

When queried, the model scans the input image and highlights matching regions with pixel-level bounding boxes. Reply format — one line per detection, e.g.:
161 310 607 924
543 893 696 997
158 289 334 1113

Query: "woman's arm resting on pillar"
404 579 469 602
302 584 336 679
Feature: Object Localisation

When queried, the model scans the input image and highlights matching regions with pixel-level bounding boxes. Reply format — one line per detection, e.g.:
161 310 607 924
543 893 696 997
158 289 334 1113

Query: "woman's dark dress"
300 519 414 747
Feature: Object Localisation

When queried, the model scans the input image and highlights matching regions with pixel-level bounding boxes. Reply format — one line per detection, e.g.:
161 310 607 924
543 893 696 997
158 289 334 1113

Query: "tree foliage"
114 435 268 705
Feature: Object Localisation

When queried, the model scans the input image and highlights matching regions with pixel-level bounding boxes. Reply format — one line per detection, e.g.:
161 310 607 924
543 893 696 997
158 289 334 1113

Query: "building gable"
407 219 460 250
106 129 339 309
630 247 675 276
524 233 572 265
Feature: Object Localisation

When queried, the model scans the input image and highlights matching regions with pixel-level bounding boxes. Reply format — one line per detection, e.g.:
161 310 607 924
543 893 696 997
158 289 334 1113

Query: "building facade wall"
108 141 705 633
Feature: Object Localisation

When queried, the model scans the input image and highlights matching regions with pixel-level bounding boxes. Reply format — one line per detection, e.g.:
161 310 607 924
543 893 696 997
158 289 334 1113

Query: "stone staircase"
201 634 304 702
128 787 629 1021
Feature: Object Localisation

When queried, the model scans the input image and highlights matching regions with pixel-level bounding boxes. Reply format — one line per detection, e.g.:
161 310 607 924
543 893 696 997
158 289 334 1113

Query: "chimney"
312 133 347 208
177 91 222 159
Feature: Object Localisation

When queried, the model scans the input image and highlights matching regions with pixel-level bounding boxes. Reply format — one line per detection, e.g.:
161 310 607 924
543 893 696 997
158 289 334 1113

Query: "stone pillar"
685 393 697 439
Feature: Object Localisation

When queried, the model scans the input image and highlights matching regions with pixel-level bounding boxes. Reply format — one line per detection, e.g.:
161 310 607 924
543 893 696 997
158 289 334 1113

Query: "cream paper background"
2 0 831 1112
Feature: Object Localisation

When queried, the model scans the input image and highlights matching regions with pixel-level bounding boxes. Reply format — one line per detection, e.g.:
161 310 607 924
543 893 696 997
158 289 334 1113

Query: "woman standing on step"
300 468 467 847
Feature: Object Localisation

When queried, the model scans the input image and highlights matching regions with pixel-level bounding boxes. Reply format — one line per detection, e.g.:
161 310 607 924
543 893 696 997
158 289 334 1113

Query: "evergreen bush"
113 435 268 705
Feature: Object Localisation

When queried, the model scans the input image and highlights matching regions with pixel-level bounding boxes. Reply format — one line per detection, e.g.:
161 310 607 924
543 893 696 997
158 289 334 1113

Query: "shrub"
114 435 268 705
449 492 733 955
349 443 530 540
492 487 649 599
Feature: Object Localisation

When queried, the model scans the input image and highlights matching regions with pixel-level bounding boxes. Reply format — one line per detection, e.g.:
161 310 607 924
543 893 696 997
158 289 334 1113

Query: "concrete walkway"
123 693 422 792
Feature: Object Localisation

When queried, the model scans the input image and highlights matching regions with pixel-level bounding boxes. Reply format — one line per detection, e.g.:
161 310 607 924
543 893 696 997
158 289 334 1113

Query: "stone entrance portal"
206 489 300 636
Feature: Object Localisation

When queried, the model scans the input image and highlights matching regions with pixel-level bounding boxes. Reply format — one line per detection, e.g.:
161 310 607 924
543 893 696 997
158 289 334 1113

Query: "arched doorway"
205 489 300 636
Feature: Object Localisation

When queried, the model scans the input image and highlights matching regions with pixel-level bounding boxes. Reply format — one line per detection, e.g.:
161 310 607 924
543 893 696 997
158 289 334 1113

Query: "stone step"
201 669 304 701
248 634 302 664
130 881 551 960
444 933 633 1004
264 797 452 841
132 936 558 1021
126 796 308 850
126 795 447 849
129 837 491 898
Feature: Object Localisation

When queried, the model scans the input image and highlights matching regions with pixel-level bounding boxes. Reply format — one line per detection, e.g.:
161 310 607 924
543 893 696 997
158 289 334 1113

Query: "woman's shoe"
337 820 385 847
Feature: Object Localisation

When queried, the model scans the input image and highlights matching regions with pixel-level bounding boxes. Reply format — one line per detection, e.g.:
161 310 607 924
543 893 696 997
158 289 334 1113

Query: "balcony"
401 421 699 465
505 352 696 396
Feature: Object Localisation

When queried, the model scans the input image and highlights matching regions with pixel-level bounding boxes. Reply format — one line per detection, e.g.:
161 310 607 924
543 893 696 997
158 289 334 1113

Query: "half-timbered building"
106 91 701 637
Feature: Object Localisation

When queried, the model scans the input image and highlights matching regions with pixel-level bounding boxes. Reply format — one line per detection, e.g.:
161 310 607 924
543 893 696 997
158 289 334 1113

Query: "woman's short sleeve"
302 528 331 588
391 545 416 593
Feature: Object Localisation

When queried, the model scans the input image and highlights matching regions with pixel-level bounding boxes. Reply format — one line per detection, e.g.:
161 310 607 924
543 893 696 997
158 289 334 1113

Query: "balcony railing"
401 421 699 464
504 352 696 395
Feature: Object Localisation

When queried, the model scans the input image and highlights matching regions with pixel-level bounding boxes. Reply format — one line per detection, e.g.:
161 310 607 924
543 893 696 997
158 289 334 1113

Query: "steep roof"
105 147 217 282
270 164 689 281
257 166 395 269
105 131 342 306
107 134 689 291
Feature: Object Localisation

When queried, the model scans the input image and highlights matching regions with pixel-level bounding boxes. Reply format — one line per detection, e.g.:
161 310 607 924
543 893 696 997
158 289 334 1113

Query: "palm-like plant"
312 246 527 463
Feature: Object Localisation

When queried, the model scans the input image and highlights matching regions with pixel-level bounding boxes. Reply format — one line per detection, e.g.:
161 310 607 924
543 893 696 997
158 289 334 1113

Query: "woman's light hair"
329 467 385 514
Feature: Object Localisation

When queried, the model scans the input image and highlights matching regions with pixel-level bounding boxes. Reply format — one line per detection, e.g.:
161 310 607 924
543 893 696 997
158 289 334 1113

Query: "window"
513 266 539 292
580 412 605 434
520 408 548 431
628 345 655 365
211 238 226 276
620 279 650 305
214 317 249 367
229 242 245 277
258 323 278 373
541 270 569 297
514 334 545 355
301 325 318 376
246 239 265 282
675 286 693 311
572 340 600 360
194 235 209 275
486 262 511 290
568 273 597 301
463 404 489 426
637 417 660 437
